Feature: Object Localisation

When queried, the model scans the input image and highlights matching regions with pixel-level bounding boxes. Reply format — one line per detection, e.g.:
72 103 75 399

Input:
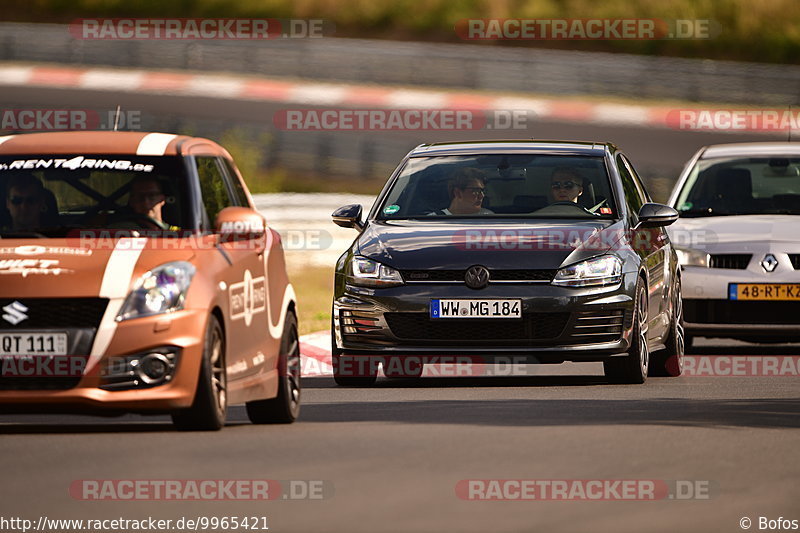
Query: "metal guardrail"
1 22 799 106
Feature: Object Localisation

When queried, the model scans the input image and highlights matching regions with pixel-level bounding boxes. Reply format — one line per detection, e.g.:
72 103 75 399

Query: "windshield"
675 156 800 217
0 155 192 237
376 154 617 220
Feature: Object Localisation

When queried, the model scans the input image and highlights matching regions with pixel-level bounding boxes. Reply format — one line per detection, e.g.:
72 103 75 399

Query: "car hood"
0 238 195 298
357 219 625 270
669 215 800 251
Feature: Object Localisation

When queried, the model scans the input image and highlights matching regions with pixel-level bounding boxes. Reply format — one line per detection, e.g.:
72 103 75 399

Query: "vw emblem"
464 265 490 290
761 254 778 273
2 301 29 325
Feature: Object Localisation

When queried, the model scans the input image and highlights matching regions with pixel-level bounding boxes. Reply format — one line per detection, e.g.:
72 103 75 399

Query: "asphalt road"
1 83 798 533
1 339 798 533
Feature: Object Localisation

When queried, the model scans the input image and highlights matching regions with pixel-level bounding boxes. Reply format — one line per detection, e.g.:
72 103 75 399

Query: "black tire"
246 311 301 424
604 278 649 384
684 334 694 352
649 277 685 377
382 356 424 379
172 314 227 431
331 315 378 386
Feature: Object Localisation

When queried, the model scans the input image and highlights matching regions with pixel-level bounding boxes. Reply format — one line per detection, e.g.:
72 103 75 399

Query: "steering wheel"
534 202 600 216
110 212 165 230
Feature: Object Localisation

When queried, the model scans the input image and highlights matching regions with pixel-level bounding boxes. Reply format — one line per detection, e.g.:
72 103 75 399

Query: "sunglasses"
9 196 41 206
551 181 578 190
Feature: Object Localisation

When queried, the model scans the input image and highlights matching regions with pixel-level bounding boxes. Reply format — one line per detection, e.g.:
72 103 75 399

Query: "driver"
4 173 46 232
433 168 493 215
549 167 584 204
111 176 178 231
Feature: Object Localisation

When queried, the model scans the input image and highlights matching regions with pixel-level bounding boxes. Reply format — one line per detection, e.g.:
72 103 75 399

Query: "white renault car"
668 142 800 348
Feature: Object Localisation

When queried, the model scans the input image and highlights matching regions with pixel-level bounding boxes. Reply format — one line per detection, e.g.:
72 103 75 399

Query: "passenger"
4 173 46 231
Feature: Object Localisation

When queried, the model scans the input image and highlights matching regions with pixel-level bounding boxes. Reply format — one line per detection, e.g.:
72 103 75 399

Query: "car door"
616 153 667 341
195 156 269 387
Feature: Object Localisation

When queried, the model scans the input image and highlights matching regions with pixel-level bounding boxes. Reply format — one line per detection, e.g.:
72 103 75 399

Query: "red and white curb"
0 63 696 130
300 331 333 377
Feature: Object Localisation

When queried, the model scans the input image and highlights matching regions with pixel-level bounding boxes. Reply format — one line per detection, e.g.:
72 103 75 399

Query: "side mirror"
332 204 364 231
636 203 679 228
215 206 268 251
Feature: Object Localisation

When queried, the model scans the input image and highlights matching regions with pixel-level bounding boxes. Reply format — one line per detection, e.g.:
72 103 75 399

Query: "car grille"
709 254 751 269
401 269 556 282
568 310 625 343
0 298 108 329
384 312 569 341
789 254 800 270
684 300 799 325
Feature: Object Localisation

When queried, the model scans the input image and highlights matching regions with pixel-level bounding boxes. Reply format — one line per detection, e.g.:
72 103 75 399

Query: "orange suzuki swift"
0 131 299 430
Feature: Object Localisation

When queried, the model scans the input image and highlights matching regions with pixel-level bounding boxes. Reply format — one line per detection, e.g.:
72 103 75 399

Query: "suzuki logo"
761 254 779 273
2 301 29 325
464 265 490 290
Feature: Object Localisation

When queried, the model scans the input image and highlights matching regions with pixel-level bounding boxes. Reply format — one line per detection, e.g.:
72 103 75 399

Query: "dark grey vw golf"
331 140 684 386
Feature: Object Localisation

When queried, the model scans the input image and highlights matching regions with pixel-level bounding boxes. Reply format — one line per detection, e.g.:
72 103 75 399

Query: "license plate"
728 283 800 301
0 333 68 356
430 299 522 319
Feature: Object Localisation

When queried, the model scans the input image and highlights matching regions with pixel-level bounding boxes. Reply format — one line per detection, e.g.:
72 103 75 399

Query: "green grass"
7 0 800 63
289 264 335 336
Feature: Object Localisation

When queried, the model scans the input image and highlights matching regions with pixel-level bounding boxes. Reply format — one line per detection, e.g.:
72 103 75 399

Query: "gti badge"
464 265 490 290
760 254 778 273
2 301 29 325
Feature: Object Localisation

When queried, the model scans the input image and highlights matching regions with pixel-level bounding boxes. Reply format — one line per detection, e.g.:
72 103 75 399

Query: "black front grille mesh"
684 300 799 325
0 298 108 329
384 312 569 342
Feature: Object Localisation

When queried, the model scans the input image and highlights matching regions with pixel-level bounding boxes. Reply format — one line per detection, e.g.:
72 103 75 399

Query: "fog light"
134 353 172 384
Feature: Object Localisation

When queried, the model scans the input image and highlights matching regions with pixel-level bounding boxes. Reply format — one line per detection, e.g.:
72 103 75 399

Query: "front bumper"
0 308 208 413
333 272 638 363
681 264 800 338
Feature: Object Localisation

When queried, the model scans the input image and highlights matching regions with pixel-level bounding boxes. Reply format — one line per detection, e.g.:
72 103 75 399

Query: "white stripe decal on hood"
136 133 177 156
87 238 147 371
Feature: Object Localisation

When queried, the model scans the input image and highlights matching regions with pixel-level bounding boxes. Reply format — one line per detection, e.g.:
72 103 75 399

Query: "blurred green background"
5 0 800 64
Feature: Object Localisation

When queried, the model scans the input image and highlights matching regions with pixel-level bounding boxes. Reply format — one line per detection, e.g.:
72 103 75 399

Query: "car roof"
408 140 613 157
0 131 232 158
701 142 800 159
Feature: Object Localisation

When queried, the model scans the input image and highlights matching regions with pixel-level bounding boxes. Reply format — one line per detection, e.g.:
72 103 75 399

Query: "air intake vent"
709 254 751 269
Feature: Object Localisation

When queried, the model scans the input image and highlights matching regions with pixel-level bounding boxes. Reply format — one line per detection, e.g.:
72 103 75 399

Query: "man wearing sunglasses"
550 167 585 204
435 168 493 215
4 173 46 232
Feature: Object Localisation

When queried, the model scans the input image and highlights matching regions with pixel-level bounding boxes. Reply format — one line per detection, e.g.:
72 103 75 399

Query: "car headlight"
553 255 622 287
117 261 196 321
348 256 403 288
675 247 709 267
